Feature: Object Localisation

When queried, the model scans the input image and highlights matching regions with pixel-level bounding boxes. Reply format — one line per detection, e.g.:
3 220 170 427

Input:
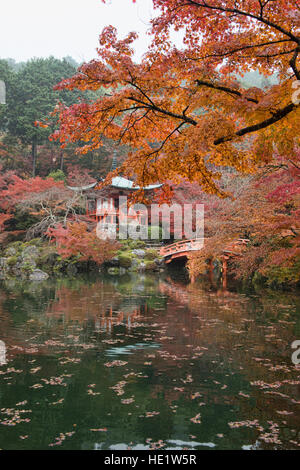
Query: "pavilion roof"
68 176 162 192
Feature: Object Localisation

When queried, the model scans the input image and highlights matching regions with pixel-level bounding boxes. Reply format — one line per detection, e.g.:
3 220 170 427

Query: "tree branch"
183 0 300 45
187 39 293 61
126 96 197 125
214 102 297 145
290 46 300 80
195 79 259 103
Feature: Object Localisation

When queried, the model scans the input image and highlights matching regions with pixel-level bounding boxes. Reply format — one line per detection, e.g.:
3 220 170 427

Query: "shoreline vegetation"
1 236 299 293
0 238 166 282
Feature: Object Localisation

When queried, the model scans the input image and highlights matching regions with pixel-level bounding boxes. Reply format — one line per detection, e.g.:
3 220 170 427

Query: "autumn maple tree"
0 170 66 239
47 222 119 265
52 0 299 197
187 149 300 285
0 165 120 264
0 169 86 239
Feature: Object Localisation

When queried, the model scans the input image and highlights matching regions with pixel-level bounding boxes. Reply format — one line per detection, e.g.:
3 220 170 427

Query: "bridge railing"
160 238 204 257
222 238 250 257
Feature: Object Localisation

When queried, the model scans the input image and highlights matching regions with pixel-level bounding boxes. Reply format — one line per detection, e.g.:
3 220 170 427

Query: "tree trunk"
32 139 37 177
222 258 228 290
60 151 64 171
209 259 214 283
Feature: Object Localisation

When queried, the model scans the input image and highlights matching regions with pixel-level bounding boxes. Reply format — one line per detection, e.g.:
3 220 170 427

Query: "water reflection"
0 273 299 450
0 339 6 365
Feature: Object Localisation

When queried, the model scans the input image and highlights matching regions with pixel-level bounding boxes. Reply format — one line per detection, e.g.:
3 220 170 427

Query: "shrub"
118 239 146 250
131 240 146 249
47 222 120 265
145 260 158 271
20 261 35 273
47 169 66 182
7 256 18 266
118 254 132 268
118 244 129 252
145 249 158 260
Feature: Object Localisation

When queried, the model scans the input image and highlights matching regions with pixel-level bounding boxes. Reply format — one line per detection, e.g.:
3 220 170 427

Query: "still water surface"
0 273 299 450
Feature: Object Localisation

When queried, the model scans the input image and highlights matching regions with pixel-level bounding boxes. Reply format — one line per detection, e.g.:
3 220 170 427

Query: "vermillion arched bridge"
159 238 249 264
159 238 204 263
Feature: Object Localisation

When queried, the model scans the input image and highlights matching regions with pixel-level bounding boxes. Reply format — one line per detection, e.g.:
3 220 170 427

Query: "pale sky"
0 0 159 63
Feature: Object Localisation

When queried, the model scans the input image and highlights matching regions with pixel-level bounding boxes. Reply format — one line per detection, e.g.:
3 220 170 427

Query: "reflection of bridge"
160 238 204 263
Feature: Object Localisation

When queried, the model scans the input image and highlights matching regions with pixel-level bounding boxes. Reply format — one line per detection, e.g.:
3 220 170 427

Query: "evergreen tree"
0 57 82 176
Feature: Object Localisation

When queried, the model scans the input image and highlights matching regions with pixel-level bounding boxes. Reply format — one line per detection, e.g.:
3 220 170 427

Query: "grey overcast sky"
0 0 158 63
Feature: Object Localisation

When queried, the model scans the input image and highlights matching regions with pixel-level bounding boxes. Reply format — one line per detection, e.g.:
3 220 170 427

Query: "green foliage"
0 57 86 176
263 257 300 287
0 60 16 127
0 58 80 142
6 256 18 266
133 240 146 249
119 239 146 250
25 238 44 247
6 240 23 250
47 169 66 182
7 209 40 232
117 245 129 252
38 247 60 268
144 260 158 271
118 253 133 268
144 249 158 261
20 261 35 273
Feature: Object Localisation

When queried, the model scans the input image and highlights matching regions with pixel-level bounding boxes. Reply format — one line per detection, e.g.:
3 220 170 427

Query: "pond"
0 272 299 450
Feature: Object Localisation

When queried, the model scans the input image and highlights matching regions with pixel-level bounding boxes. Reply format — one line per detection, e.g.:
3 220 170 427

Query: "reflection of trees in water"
0 275 300 447
155 278 300 439
1 274 299 353
158 277 300 368
41 274 169 333
0 289 31 356
1 275 300 374
0 279 56 319
0 340 6 365
45 278 147 331
0 290 10 335
0 275 165 352
47 282 121 323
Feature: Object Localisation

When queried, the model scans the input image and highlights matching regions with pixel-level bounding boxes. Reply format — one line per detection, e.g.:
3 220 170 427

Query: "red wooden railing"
160 238 204 257
222 238 250 258
159 237 249 260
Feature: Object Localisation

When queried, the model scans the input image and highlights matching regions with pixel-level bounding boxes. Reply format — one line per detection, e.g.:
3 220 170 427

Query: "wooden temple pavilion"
67 176 162 227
